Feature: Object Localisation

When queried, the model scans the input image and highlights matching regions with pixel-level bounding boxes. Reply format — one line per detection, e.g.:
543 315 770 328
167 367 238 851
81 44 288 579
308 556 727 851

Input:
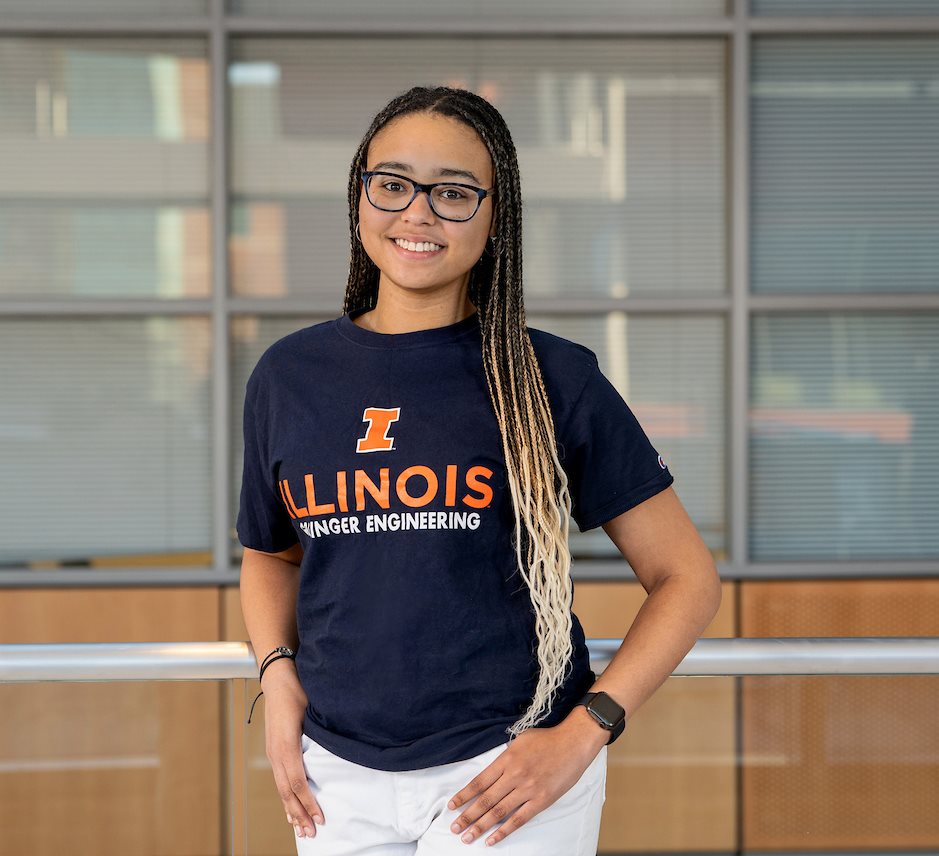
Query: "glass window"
0 318 212 570
749 313 939 562
531 313 726 561
750 37 939 294
229 37 726 299
0 38 211 299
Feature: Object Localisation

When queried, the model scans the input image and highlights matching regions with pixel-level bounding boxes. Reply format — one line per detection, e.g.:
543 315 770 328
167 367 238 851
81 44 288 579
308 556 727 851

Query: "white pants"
296 732 607 855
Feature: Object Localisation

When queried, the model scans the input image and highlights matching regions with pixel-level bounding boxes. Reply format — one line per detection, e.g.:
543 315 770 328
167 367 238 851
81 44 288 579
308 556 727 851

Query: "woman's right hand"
262 666 326 840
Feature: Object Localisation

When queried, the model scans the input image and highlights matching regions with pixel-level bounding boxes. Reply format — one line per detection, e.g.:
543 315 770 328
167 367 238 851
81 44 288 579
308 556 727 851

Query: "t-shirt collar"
338 306 480 349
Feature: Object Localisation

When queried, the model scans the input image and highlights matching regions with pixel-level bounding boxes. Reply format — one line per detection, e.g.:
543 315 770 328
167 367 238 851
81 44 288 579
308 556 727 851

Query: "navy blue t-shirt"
236 307 674 771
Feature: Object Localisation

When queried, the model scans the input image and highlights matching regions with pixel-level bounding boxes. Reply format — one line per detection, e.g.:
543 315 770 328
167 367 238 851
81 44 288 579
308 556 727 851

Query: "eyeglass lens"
366 174 480 221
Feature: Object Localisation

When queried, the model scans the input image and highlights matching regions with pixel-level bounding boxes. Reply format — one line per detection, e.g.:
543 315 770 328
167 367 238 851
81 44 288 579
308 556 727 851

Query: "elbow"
705 561 723 617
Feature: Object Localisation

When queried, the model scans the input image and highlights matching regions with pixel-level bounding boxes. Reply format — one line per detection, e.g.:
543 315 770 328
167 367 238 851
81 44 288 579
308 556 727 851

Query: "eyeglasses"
361 170 494 222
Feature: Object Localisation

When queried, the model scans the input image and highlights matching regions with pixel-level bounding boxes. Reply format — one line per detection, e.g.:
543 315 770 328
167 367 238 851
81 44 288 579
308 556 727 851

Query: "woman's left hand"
446 717 607 847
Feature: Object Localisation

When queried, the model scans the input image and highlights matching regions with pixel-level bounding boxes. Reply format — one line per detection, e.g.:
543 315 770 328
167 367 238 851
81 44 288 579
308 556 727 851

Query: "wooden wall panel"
0 588 222 856
574 579 737 854
222 584 298 855
740 579 939 851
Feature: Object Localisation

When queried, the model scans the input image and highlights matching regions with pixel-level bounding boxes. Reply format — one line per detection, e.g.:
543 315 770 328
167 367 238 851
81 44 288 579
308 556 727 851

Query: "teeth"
394 238 442 253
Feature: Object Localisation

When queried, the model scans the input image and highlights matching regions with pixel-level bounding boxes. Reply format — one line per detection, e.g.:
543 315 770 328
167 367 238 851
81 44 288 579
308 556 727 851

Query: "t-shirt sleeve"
558 352 675 533
235 363 300 553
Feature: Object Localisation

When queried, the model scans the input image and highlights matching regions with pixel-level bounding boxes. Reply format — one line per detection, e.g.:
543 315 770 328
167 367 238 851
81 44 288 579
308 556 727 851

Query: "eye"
381 180 407 193
437 187 470 201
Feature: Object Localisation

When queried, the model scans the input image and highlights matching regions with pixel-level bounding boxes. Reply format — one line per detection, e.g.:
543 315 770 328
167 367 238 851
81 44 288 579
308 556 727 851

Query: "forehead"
367 112 492 183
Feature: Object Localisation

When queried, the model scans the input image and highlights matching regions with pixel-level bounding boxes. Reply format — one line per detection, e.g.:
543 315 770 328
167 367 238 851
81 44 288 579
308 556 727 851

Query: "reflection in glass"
0 38 210 298
228 38 725 298
0 318 212 569
530 313 726 561
751 37 939 294
750 313 939 561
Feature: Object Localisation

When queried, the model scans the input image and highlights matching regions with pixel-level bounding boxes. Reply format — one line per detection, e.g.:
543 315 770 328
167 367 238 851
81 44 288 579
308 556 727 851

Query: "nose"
401 188 436 223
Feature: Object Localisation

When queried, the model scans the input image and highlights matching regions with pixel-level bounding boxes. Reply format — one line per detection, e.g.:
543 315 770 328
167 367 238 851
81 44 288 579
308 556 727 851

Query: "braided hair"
343 85 575 739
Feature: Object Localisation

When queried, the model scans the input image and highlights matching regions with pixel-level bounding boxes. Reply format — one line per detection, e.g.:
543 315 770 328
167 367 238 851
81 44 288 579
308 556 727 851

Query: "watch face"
588 693 623 728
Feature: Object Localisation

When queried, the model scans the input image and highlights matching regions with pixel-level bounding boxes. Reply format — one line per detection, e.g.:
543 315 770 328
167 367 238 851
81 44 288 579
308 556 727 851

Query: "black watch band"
576 690 627 745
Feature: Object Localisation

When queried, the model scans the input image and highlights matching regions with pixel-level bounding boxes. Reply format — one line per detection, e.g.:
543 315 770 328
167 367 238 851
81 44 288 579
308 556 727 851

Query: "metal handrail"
1 638 938 682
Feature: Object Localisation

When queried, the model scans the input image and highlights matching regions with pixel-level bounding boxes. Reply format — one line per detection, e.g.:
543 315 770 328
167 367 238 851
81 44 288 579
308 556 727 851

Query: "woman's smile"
388 237 446 259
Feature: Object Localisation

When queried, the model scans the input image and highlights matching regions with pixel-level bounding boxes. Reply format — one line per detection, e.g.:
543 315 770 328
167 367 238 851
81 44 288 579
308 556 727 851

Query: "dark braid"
342 86 576 738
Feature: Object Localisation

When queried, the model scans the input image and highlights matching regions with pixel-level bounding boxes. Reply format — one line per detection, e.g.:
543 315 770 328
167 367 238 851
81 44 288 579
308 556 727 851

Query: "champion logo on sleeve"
658 454 667 470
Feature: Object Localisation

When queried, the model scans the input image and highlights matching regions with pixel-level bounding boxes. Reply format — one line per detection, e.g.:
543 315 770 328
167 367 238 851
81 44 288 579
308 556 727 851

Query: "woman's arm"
240 542 304 686
561 485 723 748
240 542 327 840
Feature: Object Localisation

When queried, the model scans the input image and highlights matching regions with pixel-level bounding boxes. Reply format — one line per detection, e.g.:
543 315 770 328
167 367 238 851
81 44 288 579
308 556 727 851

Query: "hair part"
343 85 576 740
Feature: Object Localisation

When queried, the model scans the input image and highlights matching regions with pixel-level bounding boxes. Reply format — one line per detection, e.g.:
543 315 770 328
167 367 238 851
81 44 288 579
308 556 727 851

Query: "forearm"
239 548 303 687
563 570 722 746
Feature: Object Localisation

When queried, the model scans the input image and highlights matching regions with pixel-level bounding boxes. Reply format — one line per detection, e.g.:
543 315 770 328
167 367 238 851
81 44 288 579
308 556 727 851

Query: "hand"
446 716 608 847
261 666 325 841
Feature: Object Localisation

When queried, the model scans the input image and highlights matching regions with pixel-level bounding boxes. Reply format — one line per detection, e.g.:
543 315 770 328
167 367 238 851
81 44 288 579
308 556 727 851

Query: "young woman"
238 85 721 854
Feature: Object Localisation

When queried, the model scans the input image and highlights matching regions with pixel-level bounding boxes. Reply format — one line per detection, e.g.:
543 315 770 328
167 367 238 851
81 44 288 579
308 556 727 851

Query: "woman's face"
358 111 496 302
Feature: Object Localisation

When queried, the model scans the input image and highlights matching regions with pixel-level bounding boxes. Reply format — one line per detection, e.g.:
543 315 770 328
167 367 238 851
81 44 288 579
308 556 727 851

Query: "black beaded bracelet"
247 646 296 724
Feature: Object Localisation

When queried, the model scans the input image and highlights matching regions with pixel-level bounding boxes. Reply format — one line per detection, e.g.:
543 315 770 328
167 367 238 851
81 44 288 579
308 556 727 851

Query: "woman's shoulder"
528 327 597 373
526 325 599 390
251 317 341 374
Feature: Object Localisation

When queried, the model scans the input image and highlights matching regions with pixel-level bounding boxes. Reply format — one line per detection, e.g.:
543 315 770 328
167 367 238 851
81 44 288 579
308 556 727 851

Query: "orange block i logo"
357 407 401 453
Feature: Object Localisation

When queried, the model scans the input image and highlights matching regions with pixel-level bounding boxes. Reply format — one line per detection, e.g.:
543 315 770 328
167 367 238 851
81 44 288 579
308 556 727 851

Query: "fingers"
473 804 532 847
448 763 501 811
450 773 525 845
450 785 534 846
273 755 325 840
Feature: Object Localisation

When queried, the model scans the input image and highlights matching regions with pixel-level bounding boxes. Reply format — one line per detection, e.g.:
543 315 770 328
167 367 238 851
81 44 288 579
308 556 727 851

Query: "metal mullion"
570 557 939 581
0 299 214 315
0 568 242 588
226 296 733 316
4 558 935 587
750 16 939 34
731 560 939 580
524 296 732 313
0 19 212 35
210 0 231 577
730 10 749 856
731 0 750 578
222 17 735 37
750 294 939 312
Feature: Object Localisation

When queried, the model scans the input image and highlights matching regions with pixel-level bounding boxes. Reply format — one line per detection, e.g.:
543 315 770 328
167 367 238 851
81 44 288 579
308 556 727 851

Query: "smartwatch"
576 691 627 745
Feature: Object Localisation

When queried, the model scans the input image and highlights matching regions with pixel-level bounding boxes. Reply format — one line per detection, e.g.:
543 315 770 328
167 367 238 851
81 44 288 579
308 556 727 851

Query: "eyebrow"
369 160 482 184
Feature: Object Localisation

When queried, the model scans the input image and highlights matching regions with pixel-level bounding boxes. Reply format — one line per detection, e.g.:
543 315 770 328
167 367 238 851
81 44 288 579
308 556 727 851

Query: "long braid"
342 86 575 739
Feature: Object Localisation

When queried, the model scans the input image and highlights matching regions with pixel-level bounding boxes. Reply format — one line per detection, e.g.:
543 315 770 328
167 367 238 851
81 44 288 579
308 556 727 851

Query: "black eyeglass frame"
360 170 495 222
